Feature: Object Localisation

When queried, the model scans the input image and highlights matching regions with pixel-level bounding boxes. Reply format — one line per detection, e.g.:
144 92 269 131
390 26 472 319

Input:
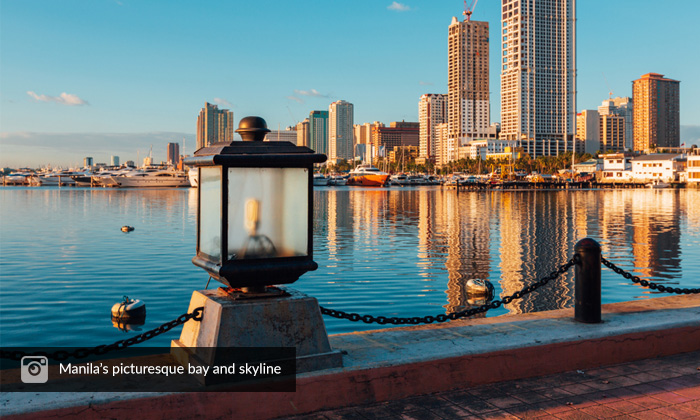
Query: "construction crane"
463 0 478 21
602 72 613 99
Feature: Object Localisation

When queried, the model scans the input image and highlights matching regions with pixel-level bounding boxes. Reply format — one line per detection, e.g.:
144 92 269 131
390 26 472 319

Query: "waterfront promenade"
291 351 700 419
3 294 698 419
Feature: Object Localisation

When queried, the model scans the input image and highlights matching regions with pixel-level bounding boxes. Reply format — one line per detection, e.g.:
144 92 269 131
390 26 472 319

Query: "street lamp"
185 116 326 292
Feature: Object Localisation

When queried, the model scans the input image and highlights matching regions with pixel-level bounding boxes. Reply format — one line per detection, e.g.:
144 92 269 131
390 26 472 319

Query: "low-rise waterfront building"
599 152 635 182
573 159 602 174
687 154 700 186
389 145 419 165
464 139 513 160
631 153 684 182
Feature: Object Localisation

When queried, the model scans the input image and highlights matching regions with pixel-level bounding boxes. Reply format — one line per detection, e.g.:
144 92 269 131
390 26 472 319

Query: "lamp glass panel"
199 166 222 261
227 167 308 260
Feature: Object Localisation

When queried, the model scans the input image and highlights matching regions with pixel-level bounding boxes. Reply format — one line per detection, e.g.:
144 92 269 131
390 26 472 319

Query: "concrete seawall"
3 294 699 419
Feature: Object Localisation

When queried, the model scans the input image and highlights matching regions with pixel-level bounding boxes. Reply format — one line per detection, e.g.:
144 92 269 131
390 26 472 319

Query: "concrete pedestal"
171 287 342 383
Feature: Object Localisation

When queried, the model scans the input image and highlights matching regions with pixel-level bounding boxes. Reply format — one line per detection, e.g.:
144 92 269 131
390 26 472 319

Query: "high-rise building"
372 122 419 156
264 127 297 142
435 123 452 167
419 94 448 160
598 97 633 150
600 114 625 152
448 16 490 144
500 0 576 157
308 110 329 156
196 102 234 150
296 118 310 147
167 143 180 166
110 156 119 166
354 122 383 163
576 111 600 155
84 157 93 168
632 73 680 152
328 100 354 162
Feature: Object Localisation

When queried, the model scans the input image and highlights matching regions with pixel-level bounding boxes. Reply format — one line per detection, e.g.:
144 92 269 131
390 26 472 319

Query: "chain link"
320 258 577 325
601 257 700 295
0 307 204 361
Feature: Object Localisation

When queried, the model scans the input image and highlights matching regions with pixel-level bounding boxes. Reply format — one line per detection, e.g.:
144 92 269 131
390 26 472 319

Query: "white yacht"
313 173 330 186
187 167 199 187
108 168 190 188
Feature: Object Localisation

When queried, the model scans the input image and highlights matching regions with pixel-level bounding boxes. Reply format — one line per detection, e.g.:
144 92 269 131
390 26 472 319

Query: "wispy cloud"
387 2 411 12
293 89 329 98
286 95 304 104
419 81 434 86
27 91 89 106
212 97 233 108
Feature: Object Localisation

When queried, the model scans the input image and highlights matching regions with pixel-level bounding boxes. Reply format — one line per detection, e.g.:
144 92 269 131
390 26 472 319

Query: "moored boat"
646 179 670 189
347 165 390 187
187 167 198 187
108 168 190 188
313 173 330 186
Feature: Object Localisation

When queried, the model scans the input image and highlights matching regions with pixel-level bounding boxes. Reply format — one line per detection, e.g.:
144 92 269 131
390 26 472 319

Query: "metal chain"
601 257 700 294
320 257 577 325
0 307 204 361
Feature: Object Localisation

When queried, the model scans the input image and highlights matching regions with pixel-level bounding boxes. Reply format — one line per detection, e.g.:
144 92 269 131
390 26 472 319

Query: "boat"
29 170 82 186
313 173 329 186
107 168 190 188
188 167 198 188
3 172 31 185
407 174 427 185
92 167 134 187
390 173 410 186
646 179 670 189
328 175 348 186
70 173 94 187
347 165 390 187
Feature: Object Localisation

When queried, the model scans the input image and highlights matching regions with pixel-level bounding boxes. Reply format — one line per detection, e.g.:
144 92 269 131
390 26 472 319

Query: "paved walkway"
283 351 700 420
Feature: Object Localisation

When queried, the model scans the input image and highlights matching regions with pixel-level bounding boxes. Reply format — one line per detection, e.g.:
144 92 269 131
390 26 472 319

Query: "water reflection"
310 187 690 321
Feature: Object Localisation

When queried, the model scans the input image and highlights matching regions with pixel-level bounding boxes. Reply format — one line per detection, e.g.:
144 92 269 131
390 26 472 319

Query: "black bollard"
574 238 602 323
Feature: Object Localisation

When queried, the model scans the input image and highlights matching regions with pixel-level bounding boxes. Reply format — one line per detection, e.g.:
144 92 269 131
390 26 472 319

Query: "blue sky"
1 0 699 167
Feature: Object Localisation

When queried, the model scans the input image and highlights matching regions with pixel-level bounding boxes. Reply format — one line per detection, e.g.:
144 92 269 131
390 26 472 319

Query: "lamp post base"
171 287 342 385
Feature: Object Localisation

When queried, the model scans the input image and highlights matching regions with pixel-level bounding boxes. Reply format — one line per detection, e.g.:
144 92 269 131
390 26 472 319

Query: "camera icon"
21 356 49 384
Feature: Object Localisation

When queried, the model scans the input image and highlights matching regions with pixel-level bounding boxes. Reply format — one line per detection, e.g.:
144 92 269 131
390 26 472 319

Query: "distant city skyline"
1 1 699 167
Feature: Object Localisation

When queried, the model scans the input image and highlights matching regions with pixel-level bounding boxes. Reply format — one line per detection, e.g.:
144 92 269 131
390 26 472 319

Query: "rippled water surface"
1 186 699 347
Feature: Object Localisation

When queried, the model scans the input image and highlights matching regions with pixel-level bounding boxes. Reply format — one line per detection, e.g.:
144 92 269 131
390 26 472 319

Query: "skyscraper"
296 118 310 147
600 114 625 152
167 143 180 166
576 110 599 155
418 94 448 161
447 16 490 144
500 0 576 157
598 97 633 150
196 102 234 150
328 100 354 162
308 110 329 156
632 73 680 152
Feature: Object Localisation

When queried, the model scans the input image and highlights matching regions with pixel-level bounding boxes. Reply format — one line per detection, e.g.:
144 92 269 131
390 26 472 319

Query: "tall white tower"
328 100 354 162
448 16 490 145
419 94 448 160
499 0 576 157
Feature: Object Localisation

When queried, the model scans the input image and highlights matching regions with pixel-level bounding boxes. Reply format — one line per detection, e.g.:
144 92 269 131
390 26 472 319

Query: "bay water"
1 186 698 348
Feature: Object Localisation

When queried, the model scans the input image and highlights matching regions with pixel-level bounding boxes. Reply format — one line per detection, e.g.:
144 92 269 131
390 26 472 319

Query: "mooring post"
574 238 602 323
